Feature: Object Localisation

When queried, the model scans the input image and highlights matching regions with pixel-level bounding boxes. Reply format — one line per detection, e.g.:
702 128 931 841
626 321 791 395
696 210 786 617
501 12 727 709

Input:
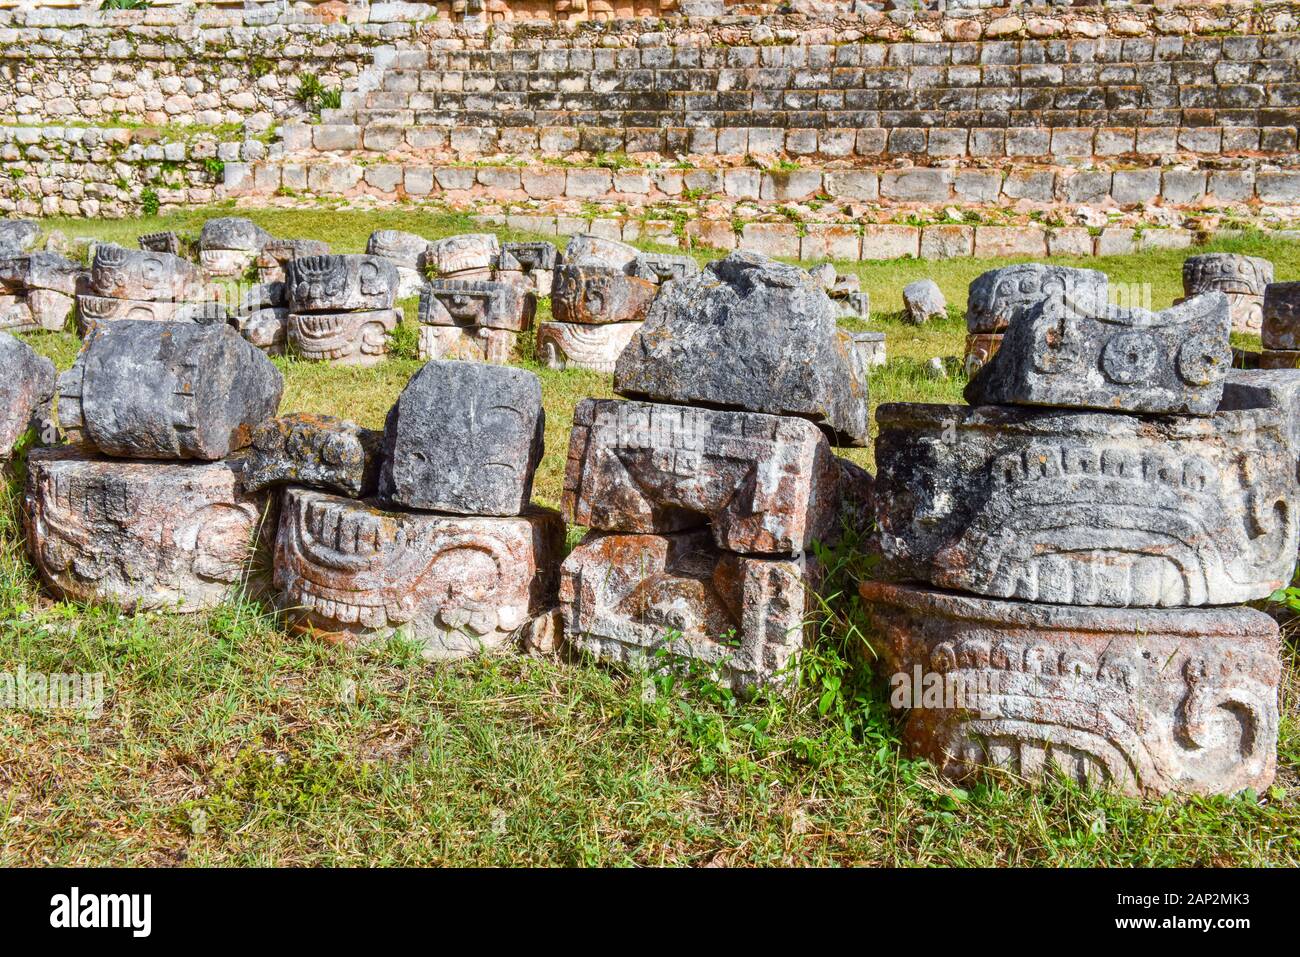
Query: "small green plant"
139 188 160 217
100 0 150 8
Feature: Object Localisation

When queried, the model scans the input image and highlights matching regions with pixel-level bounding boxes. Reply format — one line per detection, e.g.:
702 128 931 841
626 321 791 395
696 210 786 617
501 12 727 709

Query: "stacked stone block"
285 254 401 366
1181 254 1274 335
271 361 563 661
197 217 272 278
865 273 1298 796
76 244 214 331
25 321 284 613
366 229 431 299
1259 283 1300 370
0 331 55 461
0 250 81 333
559 252 873 691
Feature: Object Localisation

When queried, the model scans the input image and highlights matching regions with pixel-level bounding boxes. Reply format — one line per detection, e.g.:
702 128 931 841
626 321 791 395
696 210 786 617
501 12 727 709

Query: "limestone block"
552 265 657 325
89 244 206 302
424 233 500 279
1183 254 1274 334
860 581 1281 797
498 241 560 296
0 219 41 254
197 217 272 276
903 279 946 324
418 324 517 365
285 254 399 314
241 413 382 498
378 359 544 517
0 331 55 459
138 231 183 255
966 263 1109 334
963 332 1003 378
242 307 288 355
1262 282 1300 351
274 488 563 660
872 370 1300 607
564 233 640 270
0 251 81 296
58 320 283 461
614 252 870 446
848 330 886 368
966 292 1233 415
25 447 270 613
287 308 399 365
536 320 640 374
628 252 701 285
418 278 534 331
560 529 817 692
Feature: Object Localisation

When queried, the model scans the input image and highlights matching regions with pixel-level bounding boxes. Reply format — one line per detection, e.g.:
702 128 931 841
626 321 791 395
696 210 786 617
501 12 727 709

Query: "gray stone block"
241 413 382 498
285 254 399 313
966 263 1109 334
552 265 657 325
903 279 946 325
0 330 54 459
419 278 534 332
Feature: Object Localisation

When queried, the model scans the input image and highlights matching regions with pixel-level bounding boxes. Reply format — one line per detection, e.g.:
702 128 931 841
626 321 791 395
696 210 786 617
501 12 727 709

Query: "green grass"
1 212 1298 866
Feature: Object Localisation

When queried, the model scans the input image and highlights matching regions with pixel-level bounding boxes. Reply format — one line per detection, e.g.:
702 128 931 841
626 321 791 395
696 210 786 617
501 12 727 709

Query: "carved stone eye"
1101 331 1159 385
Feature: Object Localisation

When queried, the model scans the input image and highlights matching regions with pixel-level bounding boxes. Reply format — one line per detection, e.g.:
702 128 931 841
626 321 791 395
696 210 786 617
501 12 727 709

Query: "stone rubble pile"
285 253 400 365
25 320 284 612
560 251 873 691
272 360 563 661
810 263 870 322
865 269 1298 796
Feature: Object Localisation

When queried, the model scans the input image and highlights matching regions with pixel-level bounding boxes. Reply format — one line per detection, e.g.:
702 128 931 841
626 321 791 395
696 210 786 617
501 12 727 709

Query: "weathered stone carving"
0 331 55 459
241 307 289 355
58 320 284 461
564 234 640 270
366 229 430 298
0 252 81 332
563 398 852 555
552 265 657 325
966 264 1109 334
287 308 399 365
241 413 382 498
419 278 534 331
417 324 516 365
257 239 331 284
25 446 270 613
198 217 272 276
614 252 871 446
872 370 1300 607
628 253 701 284
1262 281 1300 351
963 332 1002 377
560 529 817 692
860 581 1281 797
848 330 886 369
536 320 640 373
1183 253 1273 334
378 360 544 517
77 295 188 327
273 488 563 660
285 254 398 314
138 231 183 255
498 241 560 296
424 233 499 279
966 291 1233 415
89 244 206 302
0 219 40 254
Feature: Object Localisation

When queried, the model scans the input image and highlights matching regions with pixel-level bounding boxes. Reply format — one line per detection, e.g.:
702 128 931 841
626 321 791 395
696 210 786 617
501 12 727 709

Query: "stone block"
563 398 862 556
418 325 517 366
903 279 947 324
861 224 920 260
614 252 871 446
848 331 886 369
285 254 399 313
257 239 331 284
860 581 1281 797
879 169 953 203
366 229 429 270
425 233 500 279
872 369 1300 607
628 253 701 285
379 360 544 518
920 226 975 261
0 251 81 296
740 223 801 259
963 332 1003 378
197 217 271 276
58 320 282 461
274 488 563 660
0 331 54 459
419 278 534 332
1047 227 1095 258
25 447 270 613
973 226 1048 258
561 529 817 692
966 292 1233 415
287 309 399 366
537 321 641 375
0 220 40 254
1184 254 1273 335
241 413 382 499
1111 169 1161 205
1262 282 1300 351
89 244 205 302
800 224 861 263
552 265 657 325
242 307 288 355
966 263 1109 334
564 234 640 270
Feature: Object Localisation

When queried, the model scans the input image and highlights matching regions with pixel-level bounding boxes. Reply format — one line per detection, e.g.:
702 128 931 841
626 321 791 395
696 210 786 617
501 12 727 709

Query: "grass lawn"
1 208 1298 866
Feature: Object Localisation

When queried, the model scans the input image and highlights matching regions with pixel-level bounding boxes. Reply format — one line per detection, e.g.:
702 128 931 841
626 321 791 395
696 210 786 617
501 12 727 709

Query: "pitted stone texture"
848 330 886 369
424 233 499 280
379 360 544 517
560 529 817 692
0 252 81 296
563 398 857 556
242 413 381 498
25 447 270 613
287 308 398 366
58 320 283 461
25 290 75 332
0 220 40 254
1262 282 1300 351
1183 254 1273 334
242 307 288 355
963 333 1003 378
564 234 640 270
903 279 947 325
419 278 534 332
552 265 657 325
198 218 272 277
274 488 563 660
628 253 701 285
89 245 206 302
257 239 331 284
366 229 430 299
285 254 399 314
77 295 197 328
614 252 871 446
498 241 560 297
966 264 1109 334
138 231 183 256
537 320 640 373
0 331 55 459
872 371 1300 607
966 291 1233 415
860 581 1281 797
418 325 517 365
240 282 286 313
